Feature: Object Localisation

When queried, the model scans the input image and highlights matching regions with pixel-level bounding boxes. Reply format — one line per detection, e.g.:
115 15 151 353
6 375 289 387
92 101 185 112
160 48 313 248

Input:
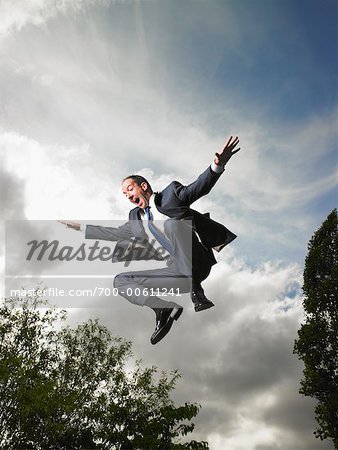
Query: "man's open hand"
57 220 81 231
214 136 241 167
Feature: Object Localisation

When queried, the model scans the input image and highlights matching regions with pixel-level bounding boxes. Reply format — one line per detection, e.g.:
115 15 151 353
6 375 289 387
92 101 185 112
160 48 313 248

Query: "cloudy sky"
0 0 337 449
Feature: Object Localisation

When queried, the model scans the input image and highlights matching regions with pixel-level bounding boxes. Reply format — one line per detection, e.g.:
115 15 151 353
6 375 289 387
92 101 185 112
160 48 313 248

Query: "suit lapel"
129 207 148 239
154 192 163 213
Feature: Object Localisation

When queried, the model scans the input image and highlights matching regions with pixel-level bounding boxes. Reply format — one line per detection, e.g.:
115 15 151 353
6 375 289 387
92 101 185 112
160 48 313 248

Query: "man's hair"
122 175 153 193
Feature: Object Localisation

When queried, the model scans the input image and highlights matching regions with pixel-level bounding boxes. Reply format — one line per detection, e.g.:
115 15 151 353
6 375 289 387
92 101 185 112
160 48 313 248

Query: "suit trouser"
113 219 213 306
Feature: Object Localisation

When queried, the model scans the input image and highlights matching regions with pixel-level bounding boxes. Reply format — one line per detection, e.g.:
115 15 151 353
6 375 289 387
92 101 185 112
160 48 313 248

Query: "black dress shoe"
191 289 214 312
150 306 183 345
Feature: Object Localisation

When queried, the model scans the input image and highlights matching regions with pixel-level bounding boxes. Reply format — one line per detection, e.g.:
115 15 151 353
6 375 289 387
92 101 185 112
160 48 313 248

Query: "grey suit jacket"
85 165 236 263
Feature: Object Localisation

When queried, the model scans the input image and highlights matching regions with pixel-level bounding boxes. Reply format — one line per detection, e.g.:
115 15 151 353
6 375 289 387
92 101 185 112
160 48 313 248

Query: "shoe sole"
170 306 183 320
195 302 214 312
151 307 183 345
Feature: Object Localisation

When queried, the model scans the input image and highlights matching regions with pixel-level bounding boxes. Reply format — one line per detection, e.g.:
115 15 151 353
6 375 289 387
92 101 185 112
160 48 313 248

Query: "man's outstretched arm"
175 136 241 205
58 220 133 241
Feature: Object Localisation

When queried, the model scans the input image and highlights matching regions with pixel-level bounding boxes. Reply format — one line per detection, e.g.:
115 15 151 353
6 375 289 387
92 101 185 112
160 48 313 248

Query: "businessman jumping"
60 136 240 344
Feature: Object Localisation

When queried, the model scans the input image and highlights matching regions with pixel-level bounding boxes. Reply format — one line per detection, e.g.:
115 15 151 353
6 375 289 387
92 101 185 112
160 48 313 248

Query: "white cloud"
0 0 111 39
0 131 115 219
208 417 278 450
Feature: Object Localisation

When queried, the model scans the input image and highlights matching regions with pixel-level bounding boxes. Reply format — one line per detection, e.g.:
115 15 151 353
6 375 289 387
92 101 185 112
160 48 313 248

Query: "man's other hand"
214 136 241 167
57 220 81 231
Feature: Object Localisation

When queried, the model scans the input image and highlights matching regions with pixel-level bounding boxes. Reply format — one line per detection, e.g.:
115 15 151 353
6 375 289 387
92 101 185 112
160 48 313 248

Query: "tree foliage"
294 209 338 447
0 294 209 450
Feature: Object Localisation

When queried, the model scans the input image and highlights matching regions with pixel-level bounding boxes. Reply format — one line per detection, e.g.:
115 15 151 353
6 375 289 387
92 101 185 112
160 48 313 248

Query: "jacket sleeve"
85 222 133 241
174 165 222 205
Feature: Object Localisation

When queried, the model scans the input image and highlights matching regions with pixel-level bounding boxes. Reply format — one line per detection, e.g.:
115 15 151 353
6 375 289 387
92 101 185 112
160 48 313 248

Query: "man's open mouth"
134 197 140 204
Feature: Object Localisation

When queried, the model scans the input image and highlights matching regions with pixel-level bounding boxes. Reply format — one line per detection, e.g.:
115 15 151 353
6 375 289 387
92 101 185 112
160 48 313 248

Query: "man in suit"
60 136 240 344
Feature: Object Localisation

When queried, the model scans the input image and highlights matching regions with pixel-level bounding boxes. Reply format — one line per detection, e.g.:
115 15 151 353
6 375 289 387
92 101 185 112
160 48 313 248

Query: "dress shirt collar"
148 193 157 211
138 193 155 217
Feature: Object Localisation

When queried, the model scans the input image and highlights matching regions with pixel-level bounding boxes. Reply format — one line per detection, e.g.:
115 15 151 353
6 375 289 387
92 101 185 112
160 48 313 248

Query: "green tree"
294 209 338 447
0 294 209 450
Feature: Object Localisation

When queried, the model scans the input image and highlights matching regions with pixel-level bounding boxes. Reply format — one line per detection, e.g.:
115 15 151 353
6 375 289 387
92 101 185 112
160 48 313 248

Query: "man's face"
121 178 150 209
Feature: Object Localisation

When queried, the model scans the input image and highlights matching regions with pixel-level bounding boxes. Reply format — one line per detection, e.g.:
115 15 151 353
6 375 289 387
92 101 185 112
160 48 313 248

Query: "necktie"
145 206 174 255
